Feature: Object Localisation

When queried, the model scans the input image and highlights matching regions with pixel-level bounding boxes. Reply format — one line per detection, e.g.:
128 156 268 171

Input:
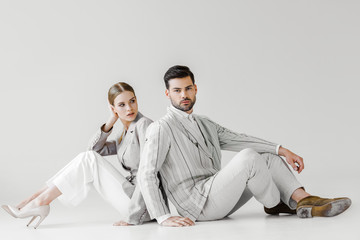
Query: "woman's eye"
119 104 125 107
130 99 135 103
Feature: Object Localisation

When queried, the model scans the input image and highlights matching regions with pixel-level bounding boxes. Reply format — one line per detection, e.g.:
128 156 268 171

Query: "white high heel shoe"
2 204 50 229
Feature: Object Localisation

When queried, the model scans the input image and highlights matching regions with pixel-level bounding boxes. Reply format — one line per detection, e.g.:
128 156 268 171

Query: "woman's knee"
75 150 99 164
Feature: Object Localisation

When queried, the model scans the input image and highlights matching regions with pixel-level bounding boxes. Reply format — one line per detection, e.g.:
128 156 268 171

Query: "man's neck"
170 105 194 117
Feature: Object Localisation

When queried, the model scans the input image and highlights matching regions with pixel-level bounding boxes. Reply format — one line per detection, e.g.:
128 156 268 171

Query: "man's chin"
173 104 193 112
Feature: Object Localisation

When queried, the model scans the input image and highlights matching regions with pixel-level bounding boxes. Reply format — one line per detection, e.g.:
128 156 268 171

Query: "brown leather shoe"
296 196 351 218
264 201 296 215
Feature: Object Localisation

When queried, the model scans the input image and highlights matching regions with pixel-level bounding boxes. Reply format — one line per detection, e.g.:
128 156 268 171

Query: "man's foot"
296 196 351 218
264 201 296 215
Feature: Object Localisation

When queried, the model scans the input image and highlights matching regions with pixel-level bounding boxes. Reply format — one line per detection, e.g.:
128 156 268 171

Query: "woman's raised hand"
102 103 119 133
108 103 119 121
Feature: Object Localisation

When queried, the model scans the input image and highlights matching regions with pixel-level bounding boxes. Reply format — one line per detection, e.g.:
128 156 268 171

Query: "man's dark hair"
164 65 195 89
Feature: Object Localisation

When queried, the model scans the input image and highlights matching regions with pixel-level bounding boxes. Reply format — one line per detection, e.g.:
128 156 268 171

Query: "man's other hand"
161 216 195 227
278 147 304 174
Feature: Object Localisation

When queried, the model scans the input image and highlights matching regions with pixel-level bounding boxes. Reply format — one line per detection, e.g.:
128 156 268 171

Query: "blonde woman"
2 82 153 228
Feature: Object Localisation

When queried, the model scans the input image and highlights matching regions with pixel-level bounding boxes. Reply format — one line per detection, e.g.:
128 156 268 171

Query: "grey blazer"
138 107 279 221
87 112 153 224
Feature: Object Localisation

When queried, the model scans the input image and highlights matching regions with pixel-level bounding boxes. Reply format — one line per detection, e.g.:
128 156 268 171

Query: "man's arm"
210 119 278 154
209 118 305 174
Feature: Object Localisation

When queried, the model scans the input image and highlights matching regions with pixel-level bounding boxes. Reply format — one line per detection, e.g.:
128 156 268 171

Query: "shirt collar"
169 105 195 122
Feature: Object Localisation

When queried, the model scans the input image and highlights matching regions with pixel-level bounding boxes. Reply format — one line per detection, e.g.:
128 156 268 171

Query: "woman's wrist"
103 117 118 132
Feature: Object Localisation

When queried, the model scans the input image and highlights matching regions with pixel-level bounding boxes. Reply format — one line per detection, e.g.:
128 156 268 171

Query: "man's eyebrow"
172 85 193 90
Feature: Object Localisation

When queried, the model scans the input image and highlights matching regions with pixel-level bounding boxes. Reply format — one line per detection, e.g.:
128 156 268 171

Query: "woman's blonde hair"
108 82 135 105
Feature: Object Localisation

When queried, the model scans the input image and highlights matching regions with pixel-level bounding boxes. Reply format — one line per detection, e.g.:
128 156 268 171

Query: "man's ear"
194 84 198 94
165 89 170 99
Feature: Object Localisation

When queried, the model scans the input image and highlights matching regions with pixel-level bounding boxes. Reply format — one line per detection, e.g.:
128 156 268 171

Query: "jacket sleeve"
137 122 171 219
87 124 118 156
207 118 278 154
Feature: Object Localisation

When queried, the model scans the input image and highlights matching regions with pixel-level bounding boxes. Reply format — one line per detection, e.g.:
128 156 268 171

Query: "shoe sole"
297 198 352 218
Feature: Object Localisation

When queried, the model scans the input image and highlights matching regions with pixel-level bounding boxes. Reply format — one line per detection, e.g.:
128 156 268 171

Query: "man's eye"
174 90 180 92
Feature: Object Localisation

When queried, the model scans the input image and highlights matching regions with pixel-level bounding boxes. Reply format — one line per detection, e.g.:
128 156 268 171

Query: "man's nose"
181 91 188 98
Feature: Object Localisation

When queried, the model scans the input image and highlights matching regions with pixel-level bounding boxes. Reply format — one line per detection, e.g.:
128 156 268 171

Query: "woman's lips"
127 113 135 116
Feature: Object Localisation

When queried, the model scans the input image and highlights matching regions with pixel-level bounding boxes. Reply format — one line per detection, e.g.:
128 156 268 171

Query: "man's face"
165 76 197 113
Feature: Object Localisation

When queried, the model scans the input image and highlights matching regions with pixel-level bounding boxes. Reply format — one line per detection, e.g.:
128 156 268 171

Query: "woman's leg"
21 151 131 216
16 186 49 209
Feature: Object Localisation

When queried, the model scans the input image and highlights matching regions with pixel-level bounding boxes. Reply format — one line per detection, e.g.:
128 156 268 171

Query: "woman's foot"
16 186 49 210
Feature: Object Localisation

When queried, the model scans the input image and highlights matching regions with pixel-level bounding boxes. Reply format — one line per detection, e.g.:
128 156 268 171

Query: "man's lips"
181 100 190 104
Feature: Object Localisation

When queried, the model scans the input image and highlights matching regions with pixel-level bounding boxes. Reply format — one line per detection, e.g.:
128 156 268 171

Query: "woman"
2 82 153 228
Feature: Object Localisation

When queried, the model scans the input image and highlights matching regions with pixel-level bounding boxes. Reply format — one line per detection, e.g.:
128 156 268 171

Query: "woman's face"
111 91 138 123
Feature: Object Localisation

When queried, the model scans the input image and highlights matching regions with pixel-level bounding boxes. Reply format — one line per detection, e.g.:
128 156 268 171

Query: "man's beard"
171 96 196 112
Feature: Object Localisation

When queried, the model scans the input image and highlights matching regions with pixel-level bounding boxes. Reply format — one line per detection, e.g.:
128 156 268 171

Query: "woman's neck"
121 119 131 130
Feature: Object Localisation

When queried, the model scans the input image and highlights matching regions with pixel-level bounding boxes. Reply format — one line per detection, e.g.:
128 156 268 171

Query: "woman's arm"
88 104 119 156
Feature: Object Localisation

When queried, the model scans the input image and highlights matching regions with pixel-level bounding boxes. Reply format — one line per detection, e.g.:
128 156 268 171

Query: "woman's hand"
102 104 118 133
108 103 119 122
113 220 132 226
278 147 304 174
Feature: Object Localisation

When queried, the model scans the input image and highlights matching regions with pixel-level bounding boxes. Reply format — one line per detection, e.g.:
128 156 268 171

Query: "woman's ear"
109 104 115 112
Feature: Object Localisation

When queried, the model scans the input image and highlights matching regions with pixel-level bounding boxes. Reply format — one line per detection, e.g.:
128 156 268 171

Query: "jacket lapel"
118 112 143 160
167 108 212 158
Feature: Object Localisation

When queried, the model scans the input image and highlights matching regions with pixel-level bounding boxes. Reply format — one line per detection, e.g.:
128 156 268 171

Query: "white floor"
1 190 358 240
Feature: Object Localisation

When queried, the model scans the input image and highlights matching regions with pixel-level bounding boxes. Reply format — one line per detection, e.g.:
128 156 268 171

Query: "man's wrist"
278 146 288 156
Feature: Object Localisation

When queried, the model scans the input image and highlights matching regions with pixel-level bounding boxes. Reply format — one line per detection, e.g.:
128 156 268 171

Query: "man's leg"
226 153 304 216
260 153 303 209
197 148 281 221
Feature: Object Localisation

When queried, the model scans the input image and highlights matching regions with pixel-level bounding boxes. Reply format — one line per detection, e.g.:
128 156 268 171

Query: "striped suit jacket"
138 107 279 221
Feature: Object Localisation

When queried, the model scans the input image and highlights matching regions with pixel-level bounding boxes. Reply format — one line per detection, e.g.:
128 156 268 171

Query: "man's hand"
161 216 195 227
278 147 304 174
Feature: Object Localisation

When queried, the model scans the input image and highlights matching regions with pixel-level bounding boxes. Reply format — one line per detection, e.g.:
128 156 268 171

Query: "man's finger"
182 217 195 226
288 158 297 171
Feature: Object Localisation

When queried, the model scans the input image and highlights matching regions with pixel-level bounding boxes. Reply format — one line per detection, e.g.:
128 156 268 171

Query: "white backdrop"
0 0 359 205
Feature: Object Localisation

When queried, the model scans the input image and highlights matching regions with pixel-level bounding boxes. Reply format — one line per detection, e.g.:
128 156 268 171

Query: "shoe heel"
27 216 37 227
34 215 47 229
297 207 313 218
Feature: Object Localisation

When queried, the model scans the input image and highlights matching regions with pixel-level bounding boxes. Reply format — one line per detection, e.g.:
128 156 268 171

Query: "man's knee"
235 148 259 162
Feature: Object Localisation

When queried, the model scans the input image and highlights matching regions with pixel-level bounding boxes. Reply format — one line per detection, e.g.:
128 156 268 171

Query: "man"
138 65 351 227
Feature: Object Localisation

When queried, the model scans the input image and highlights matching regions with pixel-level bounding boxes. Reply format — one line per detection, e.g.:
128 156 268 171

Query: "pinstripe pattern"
138 107 278 221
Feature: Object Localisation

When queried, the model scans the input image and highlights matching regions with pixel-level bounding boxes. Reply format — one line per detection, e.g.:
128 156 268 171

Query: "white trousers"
198 148 302 221
46 151 131 216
